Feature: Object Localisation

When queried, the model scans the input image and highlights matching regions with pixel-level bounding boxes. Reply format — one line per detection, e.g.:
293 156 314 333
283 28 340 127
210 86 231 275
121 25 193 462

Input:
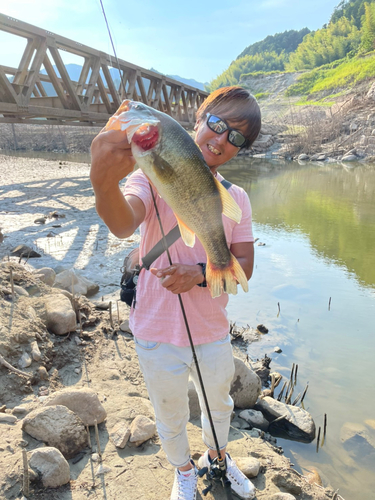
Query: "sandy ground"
0 154 340 500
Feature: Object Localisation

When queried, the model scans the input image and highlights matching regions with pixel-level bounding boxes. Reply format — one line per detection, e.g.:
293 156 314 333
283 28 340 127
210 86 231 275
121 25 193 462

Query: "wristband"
197 263 207 287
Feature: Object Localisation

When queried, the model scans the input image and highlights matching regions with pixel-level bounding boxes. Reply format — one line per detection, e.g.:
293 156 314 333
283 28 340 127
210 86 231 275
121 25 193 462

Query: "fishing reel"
198 457 233 499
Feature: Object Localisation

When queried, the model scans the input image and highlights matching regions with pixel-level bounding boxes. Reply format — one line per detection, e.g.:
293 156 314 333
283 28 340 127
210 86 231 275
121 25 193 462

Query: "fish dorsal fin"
214 177 242 223
175 215 196 248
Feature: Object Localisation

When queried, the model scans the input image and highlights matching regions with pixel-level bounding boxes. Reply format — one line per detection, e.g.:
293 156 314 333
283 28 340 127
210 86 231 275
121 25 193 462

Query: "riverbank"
240 75 375 163
0 154 343 500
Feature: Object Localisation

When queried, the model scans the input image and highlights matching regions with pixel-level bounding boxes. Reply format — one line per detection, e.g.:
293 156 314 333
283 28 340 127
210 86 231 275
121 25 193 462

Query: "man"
90 86 261 500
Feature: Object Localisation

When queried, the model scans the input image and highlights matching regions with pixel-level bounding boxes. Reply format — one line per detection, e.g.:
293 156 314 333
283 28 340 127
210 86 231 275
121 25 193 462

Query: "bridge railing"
0 14 208 127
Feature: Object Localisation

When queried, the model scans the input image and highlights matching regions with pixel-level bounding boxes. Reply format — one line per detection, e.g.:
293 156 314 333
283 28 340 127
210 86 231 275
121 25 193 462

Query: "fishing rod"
149 184 232 498
98 2 232 497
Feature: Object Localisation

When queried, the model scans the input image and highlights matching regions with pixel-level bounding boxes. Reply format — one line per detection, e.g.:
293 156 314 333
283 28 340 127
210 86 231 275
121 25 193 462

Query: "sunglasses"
206 113 248 148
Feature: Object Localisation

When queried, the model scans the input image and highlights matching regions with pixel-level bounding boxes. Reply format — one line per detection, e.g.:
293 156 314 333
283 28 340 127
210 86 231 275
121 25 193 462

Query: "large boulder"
22 405 88 458
43 388 107 426
230 357 261 409
54 269 99 297
255 397 315 443
44 294 76 335
29 447 70 488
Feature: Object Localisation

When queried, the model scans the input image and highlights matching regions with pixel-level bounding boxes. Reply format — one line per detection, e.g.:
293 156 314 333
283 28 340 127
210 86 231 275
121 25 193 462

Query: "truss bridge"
0 14 208 127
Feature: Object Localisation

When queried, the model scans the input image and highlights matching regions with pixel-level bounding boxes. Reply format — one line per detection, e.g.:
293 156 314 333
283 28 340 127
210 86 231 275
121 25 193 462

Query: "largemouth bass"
106 100 249 298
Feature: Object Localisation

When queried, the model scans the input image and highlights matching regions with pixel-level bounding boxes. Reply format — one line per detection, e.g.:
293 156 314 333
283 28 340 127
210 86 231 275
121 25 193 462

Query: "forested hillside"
207 0 375 95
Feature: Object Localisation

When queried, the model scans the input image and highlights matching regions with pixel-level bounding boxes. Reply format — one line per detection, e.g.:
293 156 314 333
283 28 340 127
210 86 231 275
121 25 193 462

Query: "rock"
239 409 269 431
310 154 326 161
120 320 132 333
0 414 17 424
341 154 357 162
13 285 29 296
340 422 375 465
10 245 41 258
251 359 270 385
93 301 110 310
349 121 358 132
22 405 88 459
270 469 303 495
304 467 323 486
110 422 131 448
37 366 49 381
55 269 99 297
29 447 70 488
43 388 107 426
31 341 41 361
44 294 76 335
257 324 269 334
34 267 56 286
96 464 111 476
367 82 375 100
19 352 32 368
269 494 296 500
236 457 261 478
274 347 282 353
129 415 157 446
230 357 261 409
298 154 309 160
12 406 28 415
255 397 316 443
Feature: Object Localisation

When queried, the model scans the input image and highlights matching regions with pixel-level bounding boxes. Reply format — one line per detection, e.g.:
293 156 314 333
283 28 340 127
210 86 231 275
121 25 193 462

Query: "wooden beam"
12 38 37 86
101 61 121 108
97 74 112 113
136 73 148 104
83 56 101 107
49 44 82 111
42 54 70 109
20 37 47 103
76 57 91 95
0 67 19 104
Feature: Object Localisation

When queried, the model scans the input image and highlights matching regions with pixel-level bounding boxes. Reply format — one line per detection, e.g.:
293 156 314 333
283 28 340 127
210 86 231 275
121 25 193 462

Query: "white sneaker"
170 462 198 500
198 450 256 499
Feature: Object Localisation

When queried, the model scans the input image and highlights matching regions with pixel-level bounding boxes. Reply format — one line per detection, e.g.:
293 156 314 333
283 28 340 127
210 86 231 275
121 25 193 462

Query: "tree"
287 17 361 70
361 2 375 51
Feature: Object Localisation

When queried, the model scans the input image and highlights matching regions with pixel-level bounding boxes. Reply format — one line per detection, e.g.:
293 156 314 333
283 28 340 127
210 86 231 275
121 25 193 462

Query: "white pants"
134 335 235 468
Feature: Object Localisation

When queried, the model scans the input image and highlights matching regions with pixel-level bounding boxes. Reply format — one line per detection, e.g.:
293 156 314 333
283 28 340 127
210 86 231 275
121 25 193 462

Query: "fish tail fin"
206 254 249 298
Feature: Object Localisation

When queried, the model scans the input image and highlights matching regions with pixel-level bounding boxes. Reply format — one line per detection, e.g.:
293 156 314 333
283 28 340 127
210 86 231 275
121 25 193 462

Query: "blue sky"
1 0 341 84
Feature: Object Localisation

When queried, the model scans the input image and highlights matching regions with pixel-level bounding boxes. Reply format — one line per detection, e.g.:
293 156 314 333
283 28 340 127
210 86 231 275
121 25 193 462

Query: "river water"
2 150 374 499
221 158 375 500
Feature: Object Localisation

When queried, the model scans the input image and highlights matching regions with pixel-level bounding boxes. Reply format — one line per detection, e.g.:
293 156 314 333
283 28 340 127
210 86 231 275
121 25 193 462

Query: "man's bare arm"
90 128 145 237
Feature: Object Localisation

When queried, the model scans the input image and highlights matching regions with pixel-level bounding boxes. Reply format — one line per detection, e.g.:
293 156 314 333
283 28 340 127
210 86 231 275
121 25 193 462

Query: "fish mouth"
106 100 160 152
132 124 159 152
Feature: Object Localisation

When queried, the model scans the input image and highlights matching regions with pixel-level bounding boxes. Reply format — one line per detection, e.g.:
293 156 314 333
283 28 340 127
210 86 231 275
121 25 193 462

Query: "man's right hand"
90 128 136 192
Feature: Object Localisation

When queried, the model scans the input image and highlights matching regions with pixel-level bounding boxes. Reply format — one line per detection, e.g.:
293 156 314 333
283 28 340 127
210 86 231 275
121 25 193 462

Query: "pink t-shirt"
123 169 254 347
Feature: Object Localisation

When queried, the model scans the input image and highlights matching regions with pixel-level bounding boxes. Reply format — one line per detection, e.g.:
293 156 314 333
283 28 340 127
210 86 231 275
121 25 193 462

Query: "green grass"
254 92 270 100
286 52 375 98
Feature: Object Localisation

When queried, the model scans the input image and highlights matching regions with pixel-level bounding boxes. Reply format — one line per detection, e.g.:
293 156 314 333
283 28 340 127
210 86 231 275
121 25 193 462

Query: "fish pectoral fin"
175 216 196 247
151 153 176 182
214 177 242 224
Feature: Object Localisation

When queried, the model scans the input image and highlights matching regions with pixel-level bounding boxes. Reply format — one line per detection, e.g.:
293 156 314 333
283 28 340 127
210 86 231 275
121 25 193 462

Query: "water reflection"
221 160 375 289
221 159 375 500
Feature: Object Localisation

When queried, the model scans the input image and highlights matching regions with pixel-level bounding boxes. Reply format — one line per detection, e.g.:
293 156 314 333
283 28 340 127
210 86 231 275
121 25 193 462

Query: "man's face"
194 113 247 171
